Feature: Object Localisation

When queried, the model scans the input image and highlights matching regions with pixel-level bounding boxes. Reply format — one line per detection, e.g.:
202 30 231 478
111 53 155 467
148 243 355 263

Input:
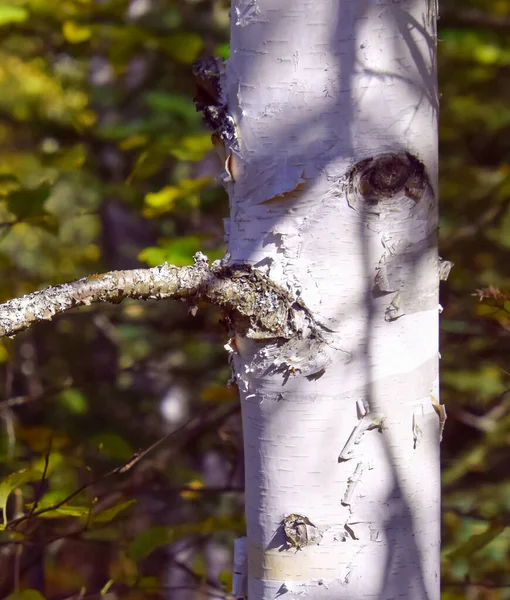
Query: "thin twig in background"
6 402 239 529
26 435 53 521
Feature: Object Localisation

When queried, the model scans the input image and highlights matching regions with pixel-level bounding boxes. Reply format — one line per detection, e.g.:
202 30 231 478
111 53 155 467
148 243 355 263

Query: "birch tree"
224 1 446 598
0 1 448 599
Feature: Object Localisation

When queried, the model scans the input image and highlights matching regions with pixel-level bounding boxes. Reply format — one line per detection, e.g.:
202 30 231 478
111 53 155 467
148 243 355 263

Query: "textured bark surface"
225 1 441 598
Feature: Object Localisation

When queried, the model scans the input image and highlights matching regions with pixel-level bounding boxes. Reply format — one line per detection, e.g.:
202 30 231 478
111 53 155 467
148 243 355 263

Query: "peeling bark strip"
0 253 320 340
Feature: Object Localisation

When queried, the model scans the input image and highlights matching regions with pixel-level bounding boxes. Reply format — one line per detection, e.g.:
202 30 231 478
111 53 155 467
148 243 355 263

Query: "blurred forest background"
0 0 508 598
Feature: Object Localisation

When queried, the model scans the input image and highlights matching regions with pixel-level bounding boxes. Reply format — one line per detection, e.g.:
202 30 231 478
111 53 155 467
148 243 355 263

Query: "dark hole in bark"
353 152 427 203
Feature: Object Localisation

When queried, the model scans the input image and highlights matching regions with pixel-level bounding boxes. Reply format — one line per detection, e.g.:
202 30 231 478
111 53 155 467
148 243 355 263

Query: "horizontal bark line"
248 540 354 582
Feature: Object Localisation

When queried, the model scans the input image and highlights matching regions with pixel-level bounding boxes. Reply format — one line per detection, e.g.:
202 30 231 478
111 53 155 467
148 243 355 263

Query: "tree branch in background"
6 401 239 531
0 252 317 340
440 8 510 32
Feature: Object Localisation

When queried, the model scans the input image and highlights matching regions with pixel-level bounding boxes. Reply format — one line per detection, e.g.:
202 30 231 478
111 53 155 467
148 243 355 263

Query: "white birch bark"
225 1 443 598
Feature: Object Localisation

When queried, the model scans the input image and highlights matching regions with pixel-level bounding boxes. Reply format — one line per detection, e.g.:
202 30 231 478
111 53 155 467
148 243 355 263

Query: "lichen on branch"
0 252 317 340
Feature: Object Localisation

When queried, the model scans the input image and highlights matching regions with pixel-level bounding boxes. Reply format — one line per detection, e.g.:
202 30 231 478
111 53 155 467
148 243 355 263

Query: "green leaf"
5 590 47 600
0 174 20 196
169 133 213 162
58 388 88 415
442 364 506 400
0 468 43 527
474 44 500 65
447 521 507 561
128 134 212 182
91 432 134 461
137 246 168 267
215 43 230 59
218 569 233 590
128 149 167 181
144 186 181 211
128 526 174 562
31 452 64 476
144 92 200 126
139 239 224 268
139 236 202 267
62 20 92 44
0 6 29 26
143 177 211 216
6 185 51 219
162 32 203 64
32 504 91 519
137 576 160 590
93 499 136 524
49 145 87 171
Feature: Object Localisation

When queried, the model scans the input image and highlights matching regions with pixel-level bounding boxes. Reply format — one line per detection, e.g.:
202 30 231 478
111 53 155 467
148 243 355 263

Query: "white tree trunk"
225 1 442 598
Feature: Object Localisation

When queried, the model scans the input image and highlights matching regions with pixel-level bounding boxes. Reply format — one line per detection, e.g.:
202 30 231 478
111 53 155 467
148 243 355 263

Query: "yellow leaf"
5 590 47 600
0 341 9 363
181 479 203 500
17 426 69 452
188 480 203 490
93 499 136 524
51 144 86 170
0 468 43 527
119 135 148 151
76 109 96 127
0 6 29 26
163 32 203 64
179 176 212 193
62 21 92 44
0 175 20 197
170 133 213 161
144 186 181 209
144 177 212 216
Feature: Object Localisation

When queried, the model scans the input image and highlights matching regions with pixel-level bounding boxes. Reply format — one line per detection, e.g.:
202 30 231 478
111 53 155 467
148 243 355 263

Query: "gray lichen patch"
208 261 321 342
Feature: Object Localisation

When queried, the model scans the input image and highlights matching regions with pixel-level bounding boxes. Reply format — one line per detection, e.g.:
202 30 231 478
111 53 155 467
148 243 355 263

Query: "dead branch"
0 252 314 340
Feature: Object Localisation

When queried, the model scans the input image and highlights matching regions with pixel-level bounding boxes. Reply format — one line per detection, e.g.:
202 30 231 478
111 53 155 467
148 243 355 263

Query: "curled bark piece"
438 258 454 281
